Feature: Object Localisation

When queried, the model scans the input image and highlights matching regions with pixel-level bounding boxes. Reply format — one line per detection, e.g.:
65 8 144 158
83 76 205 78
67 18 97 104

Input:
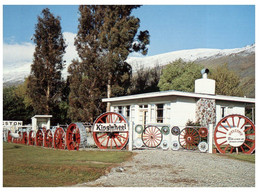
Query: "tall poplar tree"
27 8 66 116
68 5 149 121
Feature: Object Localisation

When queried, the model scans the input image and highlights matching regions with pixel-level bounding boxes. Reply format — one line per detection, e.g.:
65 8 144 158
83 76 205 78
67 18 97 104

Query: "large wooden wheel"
35 129 44 146
44 129 53 148
7 130 12 143
54 127 66 149
66 123 81 150
179 127 200 150
93 112 129 150
21 132 28 145
141 126 163 148
214 114 255 154
28 130 35 145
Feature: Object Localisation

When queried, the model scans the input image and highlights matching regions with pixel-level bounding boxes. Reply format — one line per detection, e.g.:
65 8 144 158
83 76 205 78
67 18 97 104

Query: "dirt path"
75 149 255 187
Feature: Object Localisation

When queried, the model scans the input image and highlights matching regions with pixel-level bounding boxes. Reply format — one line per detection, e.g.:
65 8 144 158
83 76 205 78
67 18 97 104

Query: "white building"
102 69 255 128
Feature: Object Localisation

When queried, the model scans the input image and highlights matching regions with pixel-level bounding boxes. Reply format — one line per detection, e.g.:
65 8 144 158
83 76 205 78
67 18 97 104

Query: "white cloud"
3 32 79 82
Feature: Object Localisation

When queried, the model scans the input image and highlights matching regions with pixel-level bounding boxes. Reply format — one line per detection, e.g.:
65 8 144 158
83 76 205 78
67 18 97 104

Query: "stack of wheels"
198 127 209 153
18 131 22 144
44 129 53 148
92 112 129 150
54 127 66 149
179 127 201 150
171 126 181 151
141 125 163 148
214 114 255 154
28 130 36 145
134 124 144 148
66 123 87 150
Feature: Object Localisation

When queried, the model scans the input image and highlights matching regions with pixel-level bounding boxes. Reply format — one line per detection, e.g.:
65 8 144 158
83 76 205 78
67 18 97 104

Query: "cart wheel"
7 130 12 143
28 130 35 145
214 114 255 154
21 132 28 145
66 123 81 150
171 141 180 151
141 125 163 148
198 141 208 153
44 129 53 148
93 112 129 150
179 127 200 150
199 127 208 137
35 129 44 146
135 124 143 134
54 127 66 150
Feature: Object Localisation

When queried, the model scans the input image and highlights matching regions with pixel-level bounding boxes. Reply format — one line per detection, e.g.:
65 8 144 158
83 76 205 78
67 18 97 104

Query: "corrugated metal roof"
102 90 255 103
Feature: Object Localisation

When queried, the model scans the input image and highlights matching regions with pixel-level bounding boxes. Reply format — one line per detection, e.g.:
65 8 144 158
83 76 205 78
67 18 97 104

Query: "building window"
221 107 226 118
126 106 130 118
156 104 164 123
118 106 122 114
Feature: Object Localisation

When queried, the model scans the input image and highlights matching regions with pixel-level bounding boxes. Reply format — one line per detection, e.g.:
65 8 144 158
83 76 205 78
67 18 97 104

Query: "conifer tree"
68 5 149 121
27 8 66 116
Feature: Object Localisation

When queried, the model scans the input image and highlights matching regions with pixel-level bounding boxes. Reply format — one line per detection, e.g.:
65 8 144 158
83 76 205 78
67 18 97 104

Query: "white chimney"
195 68 215 95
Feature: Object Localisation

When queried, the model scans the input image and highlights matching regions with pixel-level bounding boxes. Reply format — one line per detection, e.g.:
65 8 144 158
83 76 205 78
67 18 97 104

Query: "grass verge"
3 142 132 187
224 153 255 163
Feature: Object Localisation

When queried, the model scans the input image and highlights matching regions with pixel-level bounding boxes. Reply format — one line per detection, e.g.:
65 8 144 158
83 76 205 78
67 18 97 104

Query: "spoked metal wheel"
35 129 44 146
54 127 66 149
93 112 129 150
214 114 255 154
179 127 200 150
199 127 208 138
141 126 163 148
66 123 81 150
28 130 35 145
44 129 53 148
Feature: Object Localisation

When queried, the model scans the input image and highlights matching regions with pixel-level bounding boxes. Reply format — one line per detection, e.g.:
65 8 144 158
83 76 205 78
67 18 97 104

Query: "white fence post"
208 124 214 153
128 121 133 151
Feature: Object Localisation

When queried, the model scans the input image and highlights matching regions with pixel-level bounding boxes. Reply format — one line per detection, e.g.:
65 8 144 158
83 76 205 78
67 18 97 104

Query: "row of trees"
3 6 245 124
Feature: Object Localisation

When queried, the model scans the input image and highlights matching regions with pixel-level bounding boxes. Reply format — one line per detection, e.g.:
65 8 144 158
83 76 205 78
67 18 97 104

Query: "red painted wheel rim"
179 128 200 150
35 130 44 146
199 127 208 137
21 132 28 144
44 129 53 148
54 127 66 149
28 130 35 145
141 126 162 148
214 114 255 154
7 131 12 142
93 112 129 150
18 131 22 144
66 124 81 150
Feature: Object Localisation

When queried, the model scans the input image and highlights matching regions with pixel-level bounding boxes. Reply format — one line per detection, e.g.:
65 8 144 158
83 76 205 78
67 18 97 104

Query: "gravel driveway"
76 149 255 187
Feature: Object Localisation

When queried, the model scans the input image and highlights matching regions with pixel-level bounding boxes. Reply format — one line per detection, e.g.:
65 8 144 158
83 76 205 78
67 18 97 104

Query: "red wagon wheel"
66 124 81 150
7 130 12 142
93 112 129 150
214 114 255 154
179 127 200 150
28 130 36 145
21 132 28 145
35 129 44 146
44 129 53 148
141 126 163 148
54 127 66 149
18 131 22 144
199 127 208 137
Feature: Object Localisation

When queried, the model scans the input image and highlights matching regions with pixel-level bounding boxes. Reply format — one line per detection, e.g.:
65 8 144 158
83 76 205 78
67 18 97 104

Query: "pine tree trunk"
106 74 112 112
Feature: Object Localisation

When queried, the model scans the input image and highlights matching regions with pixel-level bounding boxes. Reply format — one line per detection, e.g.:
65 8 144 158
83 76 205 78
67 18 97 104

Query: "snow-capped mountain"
127 44 255 72
3 43 255 85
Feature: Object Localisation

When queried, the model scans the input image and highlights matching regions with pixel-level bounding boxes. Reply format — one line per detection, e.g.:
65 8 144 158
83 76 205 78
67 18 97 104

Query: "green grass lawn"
3 142 133 187
223 153 255 163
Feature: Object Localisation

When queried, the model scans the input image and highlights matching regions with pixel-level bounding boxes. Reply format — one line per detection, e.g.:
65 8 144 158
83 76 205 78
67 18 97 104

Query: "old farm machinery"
5 112 255 154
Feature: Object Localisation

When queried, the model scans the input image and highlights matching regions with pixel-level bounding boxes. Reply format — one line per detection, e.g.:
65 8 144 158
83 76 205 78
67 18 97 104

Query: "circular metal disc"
134 138 143 148
171 141 180 151
161 140 169 150
161 126 170 135
171 126 180 136
198 141 209 153
135 125 143 134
